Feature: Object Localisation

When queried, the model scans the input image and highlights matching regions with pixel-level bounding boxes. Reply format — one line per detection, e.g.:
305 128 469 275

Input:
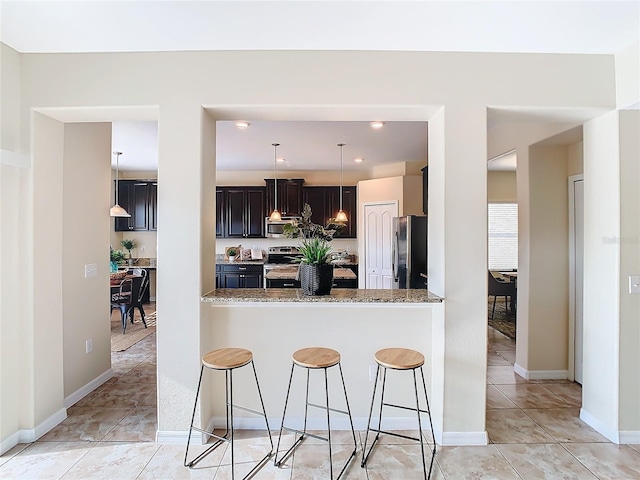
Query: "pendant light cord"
114 151 122 205
338 143 345 212
272 143 279 214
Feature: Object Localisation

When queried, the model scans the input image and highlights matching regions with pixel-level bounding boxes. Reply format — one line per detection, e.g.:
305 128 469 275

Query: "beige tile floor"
2 316 640 479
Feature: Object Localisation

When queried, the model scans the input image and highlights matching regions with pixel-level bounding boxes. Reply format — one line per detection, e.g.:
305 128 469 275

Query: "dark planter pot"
300 263 334 296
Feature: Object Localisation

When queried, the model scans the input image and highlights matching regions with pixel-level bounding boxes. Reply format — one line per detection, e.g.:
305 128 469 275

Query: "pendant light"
335 143 348 222
269 143 282 221
110 151 131 217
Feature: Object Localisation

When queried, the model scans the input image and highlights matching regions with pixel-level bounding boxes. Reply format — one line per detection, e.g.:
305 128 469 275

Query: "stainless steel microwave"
265 217 300 238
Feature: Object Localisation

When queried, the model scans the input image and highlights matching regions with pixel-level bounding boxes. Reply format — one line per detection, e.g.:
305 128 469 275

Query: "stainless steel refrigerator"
392 215 427 289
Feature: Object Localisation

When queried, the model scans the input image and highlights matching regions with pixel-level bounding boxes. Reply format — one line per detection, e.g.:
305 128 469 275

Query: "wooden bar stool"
361 347 436 479
184 348 273 479
274 347 357 480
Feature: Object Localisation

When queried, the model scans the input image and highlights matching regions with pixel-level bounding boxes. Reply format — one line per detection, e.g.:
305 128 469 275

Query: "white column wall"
435 105 488 442
156 103 206 434
582 112 621 442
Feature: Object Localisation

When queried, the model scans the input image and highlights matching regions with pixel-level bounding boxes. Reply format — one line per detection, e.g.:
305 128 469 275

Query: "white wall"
488 171 517 202
615 41 640 109
524 145 569 373
62 123 112 399
617 110 640 436
582 111 621 441
1 46 627 450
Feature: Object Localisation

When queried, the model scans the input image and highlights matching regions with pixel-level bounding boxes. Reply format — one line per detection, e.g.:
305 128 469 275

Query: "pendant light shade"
110 151 131 217
335 143 348 222
269 143 282 221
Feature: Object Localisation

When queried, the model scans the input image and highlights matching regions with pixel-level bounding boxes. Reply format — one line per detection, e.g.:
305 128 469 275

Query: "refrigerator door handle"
392 231 399 282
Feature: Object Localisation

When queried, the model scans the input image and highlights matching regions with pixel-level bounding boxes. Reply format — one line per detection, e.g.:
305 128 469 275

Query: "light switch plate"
629 275 640 294
84 263 98 278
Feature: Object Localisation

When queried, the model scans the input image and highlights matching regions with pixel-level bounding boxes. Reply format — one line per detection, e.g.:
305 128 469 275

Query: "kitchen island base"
199 293 444 439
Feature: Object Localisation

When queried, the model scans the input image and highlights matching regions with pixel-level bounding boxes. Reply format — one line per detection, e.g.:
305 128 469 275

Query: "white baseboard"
64 369 114 408
440 431 488 446
156 430 192 445
580 408 619 443
513 364 568 381
1 407 68 454
619 431 640 444
156 417 448 445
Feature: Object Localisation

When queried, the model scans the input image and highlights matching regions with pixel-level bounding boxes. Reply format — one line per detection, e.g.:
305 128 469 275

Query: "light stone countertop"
202 288 442 303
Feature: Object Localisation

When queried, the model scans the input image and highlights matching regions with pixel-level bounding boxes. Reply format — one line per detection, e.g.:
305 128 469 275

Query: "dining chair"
111 277 134 334
126 268 149 324
488 271 516 320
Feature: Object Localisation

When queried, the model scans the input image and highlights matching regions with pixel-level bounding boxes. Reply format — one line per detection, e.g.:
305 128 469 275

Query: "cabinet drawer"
221 264 263 273
267 279 301 288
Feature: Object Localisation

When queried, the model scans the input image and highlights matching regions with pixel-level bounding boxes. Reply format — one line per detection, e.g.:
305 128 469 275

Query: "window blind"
488 203 518 271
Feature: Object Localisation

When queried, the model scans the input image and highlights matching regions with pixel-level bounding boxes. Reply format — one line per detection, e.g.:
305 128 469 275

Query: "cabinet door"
303 187 330 226
243 273 263 288
114 180 134 231
245 188 265 237
332 186 357 238
149 182 158 231
131 182 150 230
266 179 304 217
225 188 247 237
216 188 225 237
222 273 242 288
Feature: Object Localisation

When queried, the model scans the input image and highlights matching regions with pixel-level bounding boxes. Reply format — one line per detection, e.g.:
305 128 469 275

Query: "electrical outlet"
140 245 145 252
86 339 93 354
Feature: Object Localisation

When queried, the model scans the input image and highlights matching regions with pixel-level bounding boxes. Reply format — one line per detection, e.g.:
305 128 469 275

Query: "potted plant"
284 203 344 295
110 247 125 272
121 239 137 266
226 247 238 262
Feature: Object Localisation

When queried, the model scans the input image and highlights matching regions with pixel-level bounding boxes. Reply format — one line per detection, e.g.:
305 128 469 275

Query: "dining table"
498 271 518 313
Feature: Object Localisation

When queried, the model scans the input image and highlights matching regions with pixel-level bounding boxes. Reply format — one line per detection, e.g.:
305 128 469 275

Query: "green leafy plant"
298 237 333 265
226 247 238 257
283 203 344 265
110 248 125 263
120 239 137 258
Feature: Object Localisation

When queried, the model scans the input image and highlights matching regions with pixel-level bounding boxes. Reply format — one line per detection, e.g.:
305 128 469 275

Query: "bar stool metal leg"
184 350 273 480
361 348 436 480
274 347 357 480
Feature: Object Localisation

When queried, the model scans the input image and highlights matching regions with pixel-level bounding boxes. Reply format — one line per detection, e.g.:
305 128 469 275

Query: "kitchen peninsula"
200 287 444 433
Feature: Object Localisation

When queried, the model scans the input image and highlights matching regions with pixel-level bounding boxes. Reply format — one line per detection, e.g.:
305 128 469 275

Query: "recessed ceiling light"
354 157 364 163
370 121 385 129
235 121 250 129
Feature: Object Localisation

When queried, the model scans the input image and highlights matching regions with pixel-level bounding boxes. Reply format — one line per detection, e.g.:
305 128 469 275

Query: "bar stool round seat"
361 347 436 480
274 346 357 480
203 347 253 370
375 347 425 370
293 347 341 369
184 347 273 479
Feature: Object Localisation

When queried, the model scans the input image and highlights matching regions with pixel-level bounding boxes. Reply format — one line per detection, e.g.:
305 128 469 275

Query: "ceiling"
4 1 638 172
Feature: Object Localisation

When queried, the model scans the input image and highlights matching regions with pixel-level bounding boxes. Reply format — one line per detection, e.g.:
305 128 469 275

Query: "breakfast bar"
200 288 444 434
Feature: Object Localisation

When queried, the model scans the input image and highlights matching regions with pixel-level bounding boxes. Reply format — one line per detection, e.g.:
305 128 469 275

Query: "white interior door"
569 175 584 384
364 202 398 289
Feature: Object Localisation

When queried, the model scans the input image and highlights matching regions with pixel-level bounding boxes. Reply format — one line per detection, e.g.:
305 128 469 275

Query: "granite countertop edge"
202 288 443 304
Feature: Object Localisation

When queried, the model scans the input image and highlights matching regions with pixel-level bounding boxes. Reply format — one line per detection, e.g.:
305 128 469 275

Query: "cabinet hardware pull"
239 267 247 270
284 283 294 287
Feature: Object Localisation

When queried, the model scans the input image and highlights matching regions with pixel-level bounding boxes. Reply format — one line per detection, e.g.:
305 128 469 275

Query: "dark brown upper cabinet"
265 179 304 217
114 180 157 232
217 186 266 238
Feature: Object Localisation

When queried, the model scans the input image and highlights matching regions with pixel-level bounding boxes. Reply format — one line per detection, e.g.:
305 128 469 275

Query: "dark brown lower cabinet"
220 264 263 288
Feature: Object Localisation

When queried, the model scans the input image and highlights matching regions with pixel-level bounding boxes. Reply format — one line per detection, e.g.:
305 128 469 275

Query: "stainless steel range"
263 246 302 288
